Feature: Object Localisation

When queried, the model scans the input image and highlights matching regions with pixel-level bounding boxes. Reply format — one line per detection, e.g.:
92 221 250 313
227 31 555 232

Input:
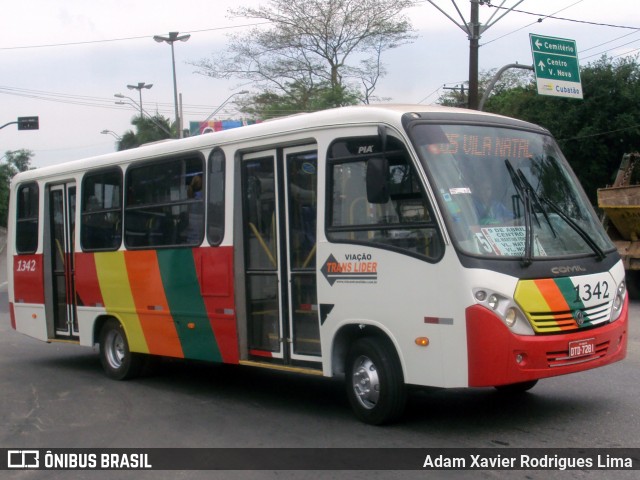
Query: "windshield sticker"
321 254 378 286
449 187 472 195
474 226 547 256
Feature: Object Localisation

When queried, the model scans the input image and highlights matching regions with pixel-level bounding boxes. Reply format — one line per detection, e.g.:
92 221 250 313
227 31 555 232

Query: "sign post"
530 34 583 99
1 116 40 131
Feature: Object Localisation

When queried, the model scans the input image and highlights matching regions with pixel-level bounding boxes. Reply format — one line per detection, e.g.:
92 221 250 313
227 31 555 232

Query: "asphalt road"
0 258 638 479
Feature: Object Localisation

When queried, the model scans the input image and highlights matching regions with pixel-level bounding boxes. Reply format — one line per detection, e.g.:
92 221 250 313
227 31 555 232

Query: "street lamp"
126 82 153 117
153 32 190 138
114 95 173 137
101 129 122 140
203 90 250 125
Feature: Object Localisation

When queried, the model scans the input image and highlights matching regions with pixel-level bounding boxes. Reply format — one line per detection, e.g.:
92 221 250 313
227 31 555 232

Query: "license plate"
568 338 596 358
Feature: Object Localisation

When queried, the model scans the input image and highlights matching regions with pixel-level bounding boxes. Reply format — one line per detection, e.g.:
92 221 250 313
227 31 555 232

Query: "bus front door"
242 146 320 365
47 183 78 338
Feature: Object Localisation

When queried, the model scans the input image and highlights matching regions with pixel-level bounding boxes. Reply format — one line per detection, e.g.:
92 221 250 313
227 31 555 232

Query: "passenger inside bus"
473 179 513 225
185 175 204 244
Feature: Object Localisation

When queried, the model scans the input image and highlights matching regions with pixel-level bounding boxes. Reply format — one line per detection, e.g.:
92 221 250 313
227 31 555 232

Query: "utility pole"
426 1 525 110
468 0 480 110
442 84 467 107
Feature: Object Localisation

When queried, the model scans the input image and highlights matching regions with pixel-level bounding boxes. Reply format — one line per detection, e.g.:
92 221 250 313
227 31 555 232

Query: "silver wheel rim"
351 355 380 410
105 329 125 370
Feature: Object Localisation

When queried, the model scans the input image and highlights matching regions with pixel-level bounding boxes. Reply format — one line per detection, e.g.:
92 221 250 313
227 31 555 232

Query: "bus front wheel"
345 337 406 425
99 319 144 380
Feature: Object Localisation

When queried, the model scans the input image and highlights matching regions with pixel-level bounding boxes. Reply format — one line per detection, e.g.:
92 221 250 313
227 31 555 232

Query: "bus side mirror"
366 157 390 204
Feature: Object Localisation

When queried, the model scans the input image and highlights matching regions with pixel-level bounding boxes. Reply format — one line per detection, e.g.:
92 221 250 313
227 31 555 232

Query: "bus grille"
526 301 612 334
546 340 610 367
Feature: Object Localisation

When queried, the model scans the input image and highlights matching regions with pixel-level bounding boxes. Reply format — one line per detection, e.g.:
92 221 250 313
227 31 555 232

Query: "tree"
239 80 361 119
0 149 34 227
437 67 533 107
117 114 174 150
482 55 640 203
193 0 416 117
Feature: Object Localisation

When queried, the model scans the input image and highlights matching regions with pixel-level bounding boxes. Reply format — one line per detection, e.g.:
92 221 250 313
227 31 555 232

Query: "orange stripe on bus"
533 279 571 312
124 250 184 358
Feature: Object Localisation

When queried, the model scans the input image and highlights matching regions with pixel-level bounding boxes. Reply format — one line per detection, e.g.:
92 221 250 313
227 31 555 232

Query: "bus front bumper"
465 298 628 387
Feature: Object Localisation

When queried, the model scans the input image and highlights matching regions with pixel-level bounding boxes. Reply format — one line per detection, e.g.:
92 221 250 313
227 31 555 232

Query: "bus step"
239 360 323 376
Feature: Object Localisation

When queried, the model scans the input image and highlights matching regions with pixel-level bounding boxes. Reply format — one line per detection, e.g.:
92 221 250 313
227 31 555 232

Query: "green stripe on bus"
157 249 222 362
554 276 585 310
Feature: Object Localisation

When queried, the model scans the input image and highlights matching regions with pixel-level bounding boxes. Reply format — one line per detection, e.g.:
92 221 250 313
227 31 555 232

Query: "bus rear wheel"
345 337 406 425
99 319 144 380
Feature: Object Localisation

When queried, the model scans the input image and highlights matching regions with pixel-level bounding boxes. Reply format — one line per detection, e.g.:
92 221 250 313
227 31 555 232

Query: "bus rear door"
46 182 78 339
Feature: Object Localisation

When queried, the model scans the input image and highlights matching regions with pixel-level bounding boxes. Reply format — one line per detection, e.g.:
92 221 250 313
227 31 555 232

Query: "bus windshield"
409 123 613 261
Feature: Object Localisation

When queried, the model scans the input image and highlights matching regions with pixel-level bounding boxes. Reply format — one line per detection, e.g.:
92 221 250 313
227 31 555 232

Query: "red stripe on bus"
74 253 104 307
13 254 45 304
194 247 240 363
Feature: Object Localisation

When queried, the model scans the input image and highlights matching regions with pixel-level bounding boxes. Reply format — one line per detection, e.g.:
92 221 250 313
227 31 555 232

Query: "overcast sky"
1 0 638 168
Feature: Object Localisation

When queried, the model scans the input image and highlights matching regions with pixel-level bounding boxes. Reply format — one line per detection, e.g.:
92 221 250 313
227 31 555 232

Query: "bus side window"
16 182 39 254
80 168 122 251
327 136 443 260
124 154 205 249
207 148 225 245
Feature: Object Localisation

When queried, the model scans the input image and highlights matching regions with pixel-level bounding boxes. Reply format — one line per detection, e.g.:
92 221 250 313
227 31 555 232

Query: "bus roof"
12 104 546 184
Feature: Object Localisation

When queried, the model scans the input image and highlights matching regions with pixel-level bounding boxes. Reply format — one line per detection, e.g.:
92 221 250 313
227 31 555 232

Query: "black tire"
99 318 144 380
345 337 407 425
494 379 538 394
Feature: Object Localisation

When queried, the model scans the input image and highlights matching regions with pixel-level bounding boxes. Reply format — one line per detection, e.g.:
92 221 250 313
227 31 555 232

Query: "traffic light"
17 116 39 130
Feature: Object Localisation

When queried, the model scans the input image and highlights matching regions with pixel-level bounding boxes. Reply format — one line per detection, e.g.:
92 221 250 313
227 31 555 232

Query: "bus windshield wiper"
509 161 605 261
537 195 606 261
504 160 534 267
516 168 558 240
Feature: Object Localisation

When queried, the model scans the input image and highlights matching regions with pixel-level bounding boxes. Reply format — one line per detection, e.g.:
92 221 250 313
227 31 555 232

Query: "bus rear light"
415 337 429 347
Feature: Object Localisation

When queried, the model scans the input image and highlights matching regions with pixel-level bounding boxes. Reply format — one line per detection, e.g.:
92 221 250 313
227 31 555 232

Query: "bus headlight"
488 294 499 310
472 288 534 335
611 281 626 321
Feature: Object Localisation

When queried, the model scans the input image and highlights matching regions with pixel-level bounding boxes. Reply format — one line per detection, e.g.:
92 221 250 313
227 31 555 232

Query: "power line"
580 29 640 54
0 22 270 51
559 124 640 142
417 86 443 104
0 86 245 118
481 0 584 47
611 46 640 59
481 1 640 62
581 37 640 61
483 2 639 30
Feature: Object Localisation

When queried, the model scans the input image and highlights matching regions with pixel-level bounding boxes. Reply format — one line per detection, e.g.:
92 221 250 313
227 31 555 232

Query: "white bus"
8 105 628 424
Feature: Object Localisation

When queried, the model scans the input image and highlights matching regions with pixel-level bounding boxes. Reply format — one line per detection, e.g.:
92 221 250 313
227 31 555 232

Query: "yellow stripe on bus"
94 251 149 354
514 280 551 312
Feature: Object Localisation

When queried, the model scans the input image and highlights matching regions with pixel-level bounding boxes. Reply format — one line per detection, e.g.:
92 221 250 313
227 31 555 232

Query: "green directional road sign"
530 34 583 99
